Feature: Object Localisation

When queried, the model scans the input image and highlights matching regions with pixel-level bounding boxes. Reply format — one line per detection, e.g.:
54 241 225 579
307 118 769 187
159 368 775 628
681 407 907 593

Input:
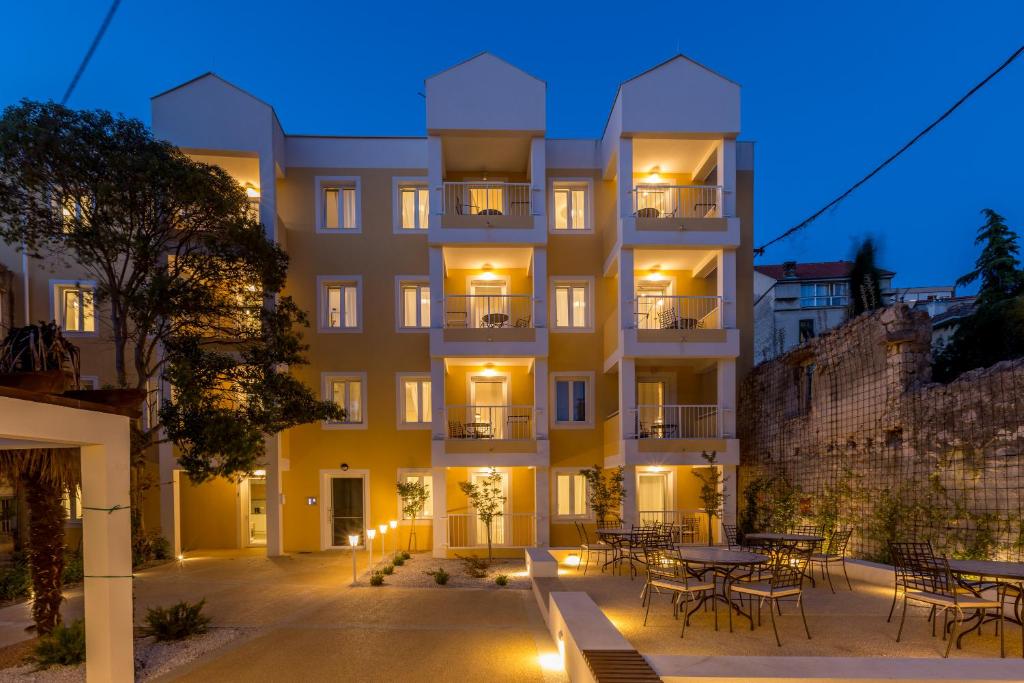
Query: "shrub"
456 553 489 578
31 619 85 668
382 564 394 575
369 571 385 586
141 600 211 641
62 551 84 585
0 560 31 601
425 567 449 585
401 551 411 561
392 555 405 567
495 574 509 587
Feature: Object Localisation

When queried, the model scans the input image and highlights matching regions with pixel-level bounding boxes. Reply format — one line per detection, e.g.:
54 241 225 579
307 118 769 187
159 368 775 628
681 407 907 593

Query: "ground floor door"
637 472 670 525
470 469 508 546
241 476 267 547
321 472 368 549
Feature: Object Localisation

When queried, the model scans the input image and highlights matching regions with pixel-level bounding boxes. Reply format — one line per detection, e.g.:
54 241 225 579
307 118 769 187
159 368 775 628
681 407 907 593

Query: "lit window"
400 472 433 518
400 186 430 230
54 282 96 333
553 185 587 230
62 485 82 524
320 278 360 330
327 376 363 424
555 473 588 518
468 186 503 214
400 283 430 329
553 281 589 329
555 377 589 424
401 377 432 425
318 178 360 231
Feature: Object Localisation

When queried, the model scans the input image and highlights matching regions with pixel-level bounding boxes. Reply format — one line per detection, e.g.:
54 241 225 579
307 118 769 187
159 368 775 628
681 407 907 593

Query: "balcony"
441 182 534 229
445 405 535 441
635 295 722 330
626 404 726 439
443 295 534 344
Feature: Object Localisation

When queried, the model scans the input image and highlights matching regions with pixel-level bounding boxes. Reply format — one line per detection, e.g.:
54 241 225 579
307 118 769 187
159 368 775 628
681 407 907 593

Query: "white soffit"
632 138 718 176
443 246 534 270
634 248 717 273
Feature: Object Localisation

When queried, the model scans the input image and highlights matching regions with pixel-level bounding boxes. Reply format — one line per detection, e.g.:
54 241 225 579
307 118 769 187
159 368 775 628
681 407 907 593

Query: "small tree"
458 468 505 564
579 465 625 526
848 237 884 318
692 451 726 544
396 479 430 551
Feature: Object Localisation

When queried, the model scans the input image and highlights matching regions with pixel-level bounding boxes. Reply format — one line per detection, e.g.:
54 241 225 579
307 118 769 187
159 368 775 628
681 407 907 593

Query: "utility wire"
61 0 123 105
755 43 1024 257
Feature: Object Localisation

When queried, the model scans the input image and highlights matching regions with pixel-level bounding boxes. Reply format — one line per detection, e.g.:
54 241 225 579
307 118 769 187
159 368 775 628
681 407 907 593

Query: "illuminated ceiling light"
479 264 497 281
482 363 497 377
244 183 261 199
252 469 267 477
646 266 665 281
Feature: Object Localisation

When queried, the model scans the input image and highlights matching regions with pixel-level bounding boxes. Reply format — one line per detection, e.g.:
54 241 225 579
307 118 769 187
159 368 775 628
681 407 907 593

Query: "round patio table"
481 313 509 328
743 533 824 586
675 546 770 627
948 559 1024 653
595 528 634 572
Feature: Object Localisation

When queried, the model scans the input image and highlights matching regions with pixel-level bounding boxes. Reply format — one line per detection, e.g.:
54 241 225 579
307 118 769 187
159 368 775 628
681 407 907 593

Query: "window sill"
551 421 594 430
550 327 594 334
316 226 362 235
317 326 363 334
321 421 368 431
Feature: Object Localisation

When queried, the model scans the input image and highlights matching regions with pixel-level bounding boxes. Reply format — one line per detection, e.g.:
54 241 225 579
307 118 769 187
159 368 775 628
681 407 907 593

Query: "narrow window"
400 186 430 229
400 283 430 329
554 283 588 329
330 378 363 423
555 378 588 423
324 282 359 329
402 377 432 424
54 283 96 333
322 185 358 230
555 473 588 517
553 186 587 230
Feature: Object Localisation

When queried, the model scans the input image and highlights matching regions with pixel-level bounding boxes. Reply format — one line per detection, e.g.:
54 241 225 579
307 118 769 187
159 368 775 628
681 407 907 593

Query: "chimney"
782 261 797 279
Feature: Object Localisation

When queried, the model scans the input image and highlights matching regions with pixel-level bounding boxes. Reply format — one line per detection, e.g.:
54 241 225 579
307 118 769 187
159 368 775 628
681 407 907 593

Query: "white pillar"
621 465 638 528
429 246 444 330
532 247 547 329
430 357 446 440
717 139 736 218
81 441 133 683
157 443 180 557
533 357 548 440
427 136 443 231
258 157 277 243
530 137 546 229
534 466 550 548
265 434 285 556
717 249 737 329
619 248 635 329
716 360 737 438
431 466 447 558
720 464 737 543
617 138 633 220
618 357 636 439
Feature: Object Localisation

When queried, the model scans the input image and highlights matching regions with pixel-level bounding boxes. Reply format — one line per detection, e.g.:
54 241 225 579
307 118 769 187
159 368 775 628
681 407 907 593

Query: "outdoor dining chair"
887 541 935 623
809 528 854 593
641 547 716 638
727 546 813 647
573 520 611 575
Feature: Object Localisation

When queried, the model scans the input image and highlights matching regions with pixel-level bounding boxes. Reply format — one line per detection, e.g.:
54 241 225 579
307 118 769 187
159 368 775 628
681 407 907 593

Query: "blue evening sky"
3 1 1022 292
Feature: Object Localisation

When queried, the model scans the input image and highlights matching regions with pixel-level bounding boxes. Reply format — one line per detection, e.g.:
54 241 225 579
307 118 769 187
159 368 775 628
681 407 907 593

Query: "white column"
265 434 285 556
430 357 446 440
427 136 443 230
621 465 638 528
617 138 633 220
619 248 635 330
81 441 133 683
533 357 548 440
532 247 547 329
720 464 737 543
429 246 444 330
717 249 737 329
530 137 546 229
157 443 180 557
258 157 277 243
717 139 736 218
534 466 550 548
431 466 447 558
618 357 636 439
716 360 737 438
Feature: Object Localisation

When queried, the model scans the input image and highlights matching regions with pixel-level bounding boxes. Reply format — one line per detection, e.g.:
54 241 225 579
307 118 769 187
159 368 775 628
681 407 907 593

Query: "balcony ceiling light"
482 363 497 377
244 183 261 199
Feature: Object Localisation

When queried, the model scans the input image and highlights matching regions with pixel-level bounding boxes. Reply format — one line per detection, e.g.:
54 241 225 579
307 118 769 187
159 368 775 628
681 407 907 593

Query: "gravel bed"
362 556 530 590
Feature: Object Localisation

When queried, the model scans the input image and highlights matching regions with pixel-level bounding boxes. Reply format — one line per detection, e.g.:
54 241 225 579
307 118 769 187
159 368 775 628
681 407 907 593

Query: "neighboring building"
753 260 894 363
0 53 754 557
926 296 977 350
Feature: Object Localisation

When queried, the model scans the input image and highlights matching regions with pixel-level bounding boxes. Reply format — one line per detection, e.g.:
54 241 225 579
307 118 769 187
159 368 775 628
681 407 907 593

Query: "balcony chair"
635 207 661 219
574 520 611 575
445 311 468 328
659 308 680 329
506 413 530 439
447 419 467 439
809 528 853 593
727 546 813 647
513 314 531 328
454 198 479 216
641 547 716 638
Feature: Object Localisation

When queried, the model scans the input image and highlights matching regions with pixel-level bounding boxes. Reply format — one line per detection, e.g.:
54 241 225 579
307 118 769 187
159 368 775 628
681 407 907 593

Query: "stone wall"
739 304 1024 561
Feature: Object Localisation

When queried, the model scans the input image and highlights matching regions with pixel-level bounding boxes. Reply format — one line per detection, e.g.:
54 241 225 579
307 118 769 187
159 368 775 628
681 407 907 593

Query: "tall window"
400 283 430 329
554 377 589 424
553 185 587 231
798 318 815 342
800 282 848 308
400 186 429 230
318 178 359 231
328 376 364 424
399 472 433 518
320 279 360 330
54 282 96 333
553 281 589 329
401 376 432 425
555 472 588 518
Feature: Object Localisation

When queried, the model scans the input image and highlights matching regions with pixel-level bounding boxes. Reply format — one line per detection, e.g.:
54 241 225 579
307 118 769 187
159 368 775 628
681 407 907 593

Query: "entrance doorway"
470 469 508 546
469 376 508 438
638 471 670 525
241 476 267 547
320 472 368 549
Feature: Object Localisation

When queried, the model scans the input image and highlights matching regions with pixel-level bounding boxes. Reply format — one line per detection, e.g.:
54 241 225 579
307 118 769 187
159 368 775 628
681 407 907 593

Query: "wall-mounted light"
479 264 498 281
252 469 267 477
482 363 497 377
244 183 261 199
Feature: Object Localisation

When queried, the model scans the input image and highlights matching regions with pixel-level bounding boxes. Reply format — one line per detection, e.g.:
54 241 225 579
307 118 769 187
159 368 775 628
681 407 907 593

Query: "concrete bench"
525 547 558 577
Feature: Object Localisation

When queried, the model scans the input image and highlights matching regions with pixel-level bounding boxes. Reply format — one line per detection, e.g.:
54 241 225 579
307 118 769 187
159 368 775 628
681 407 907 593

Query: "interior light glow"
538 653 564 671
244 183 261 199
564 554 581 567
482 363 497 377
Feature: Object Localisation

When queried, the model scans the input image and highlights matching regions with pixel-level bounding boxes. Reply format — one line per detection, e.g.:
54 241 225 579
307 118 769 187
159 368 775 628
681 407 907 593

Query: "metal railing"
445 405 534 440
634 295 722 330
637 509 711 544
442 182 533 217
632 184 722 218
628 404 723 439
444 295 533 329
446 512 536 549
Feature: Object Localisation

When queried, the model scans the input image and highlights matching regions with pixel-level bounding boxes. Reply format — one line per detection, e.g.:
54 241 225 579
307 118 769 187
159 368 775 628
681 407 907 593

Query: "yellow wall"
180 476 238 551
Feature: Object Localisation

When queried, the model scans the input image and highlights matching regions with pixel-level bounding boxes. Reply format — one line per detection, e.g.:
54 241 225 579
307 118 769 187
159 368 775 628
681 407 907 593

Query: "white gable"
426 53 545 134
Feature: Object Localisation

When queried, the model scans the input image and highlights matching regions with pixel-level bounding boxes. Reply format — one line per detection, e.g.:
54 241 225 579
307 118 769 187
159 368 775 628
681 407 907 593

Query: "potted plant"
0 322 79 394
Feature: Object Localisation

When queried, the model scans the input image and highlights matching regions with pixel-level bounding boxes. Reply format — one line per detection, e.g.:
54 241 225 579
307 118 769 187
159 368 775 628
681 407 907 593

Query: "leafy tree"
691 451 726 544
0 101 339 542
458 468 505 564
579 464 626 526
396 479 430 551
935 209 1024 381
848 237 884 317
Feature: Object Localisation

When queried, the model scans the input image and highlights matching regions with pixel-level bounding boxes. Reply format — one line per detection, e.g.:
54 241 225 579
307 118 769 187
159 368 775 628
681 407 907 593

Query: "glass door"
637 380 665 437
330 477 365 548
637 472 668 525
469 377 508 439
470 470 507 546
243 477 267 546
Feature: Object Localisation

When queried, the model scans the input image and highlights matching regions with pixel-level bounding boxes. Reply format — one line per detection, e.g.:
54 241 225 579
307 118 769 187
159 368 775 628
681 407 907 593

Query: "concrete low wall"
842 558 895 587
548 591 634 683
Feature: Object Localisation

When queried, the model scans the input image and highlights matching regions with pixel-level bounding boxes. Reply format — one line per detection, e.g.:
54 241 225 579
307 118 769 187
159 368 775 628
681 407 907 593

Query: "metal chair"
723 524 740 550
641 547 716 638
809 529 853 593
888 541 935 623
728 546 813 647
574 520 611 575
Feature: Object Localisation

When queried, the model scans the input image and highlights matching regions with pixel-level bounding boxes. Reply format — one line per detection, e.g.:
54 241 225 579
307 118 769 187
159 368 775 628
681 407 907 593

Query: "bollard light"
366 528 377 569
348 534 360 585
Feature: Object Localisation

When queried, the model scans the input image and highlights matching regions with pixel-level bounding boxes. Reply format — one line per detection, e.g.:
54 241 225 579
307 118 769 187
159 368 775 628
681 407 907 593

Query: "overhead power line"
755 42 1024 257
61 0 123 105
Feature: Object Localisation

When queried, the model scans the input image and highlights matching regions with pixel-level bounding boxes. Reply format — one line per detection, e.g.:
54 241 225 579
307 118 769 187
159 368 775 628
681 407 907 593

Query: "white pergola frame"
0 390 133 682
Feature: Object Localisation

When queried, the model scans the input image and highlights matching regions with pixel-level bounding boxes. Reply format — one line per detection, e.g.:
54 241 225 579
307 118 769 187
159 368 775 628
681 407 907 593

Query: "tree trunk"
407 515 416 552
24 474 66 634
485 521 493 564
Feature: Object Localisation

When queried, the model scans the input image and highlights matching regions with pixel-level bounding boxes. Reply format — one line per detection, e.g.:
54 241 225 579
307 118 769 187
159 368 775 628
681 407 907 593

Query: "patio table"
948 559 1024 654
674 546 770 626
595 528 634 572
743 533 824 586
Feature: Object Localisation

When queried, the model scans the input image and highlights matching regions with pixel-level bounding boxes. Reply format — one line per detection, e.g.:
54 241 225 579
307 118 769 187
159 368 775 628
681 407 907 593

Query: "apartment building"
1 53 754 557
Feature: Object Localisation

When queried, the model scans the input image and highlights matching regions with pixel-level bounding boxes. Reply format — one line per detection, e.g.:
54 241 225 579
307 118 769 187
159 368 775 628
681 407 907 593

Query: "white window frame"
392 177 430 233
50 279 97 336
396 468 434 520
79 375 100 390
62 484 83 526
322 372 367 430
549 178 594 233
394 276 431 332
396 373 433 430
317 275 362 333
315 176 361 233
550 371 595 429
552 468 591 520
550 276 594 332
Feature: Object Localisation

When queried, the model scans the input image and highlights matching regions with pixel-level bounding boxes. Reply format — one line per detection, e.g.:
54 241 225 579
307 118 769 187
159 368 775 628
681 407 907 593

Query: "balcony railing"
445 405 534 440
632 184 723 218
442 182 533 217
628 404 723 439
637 509 711 544
444 295 533 329
446 512 536 549
634 295 722 330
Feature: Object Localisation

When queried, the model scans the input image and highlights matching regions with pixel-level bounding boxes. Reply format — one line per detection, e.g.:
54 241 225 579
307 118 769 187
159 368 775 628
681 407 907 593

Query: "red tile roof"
755 260 895 281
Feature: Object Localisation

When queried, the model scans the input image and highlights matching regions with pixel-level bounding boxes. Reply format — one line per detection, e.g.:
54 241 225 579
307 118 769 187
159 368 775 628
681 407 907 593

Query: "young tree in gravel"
458 468 506 564
0 101 339 547
692 451 726 545
396 479 430 551
579 464 625 526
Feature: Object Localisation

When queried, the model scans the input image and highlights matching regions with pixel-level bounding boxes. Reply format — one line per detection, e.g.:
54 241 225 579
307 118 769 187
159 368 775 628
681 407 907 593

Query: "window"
552 373 592 426
798 318 815 343
797 363 815 414
552 279 591 330
552 183 589 231
62 485 82 525
398 471 433 519
53 281 96 333
317 177 360 232
800 282 848 308
399 185 429 230
398 281 430 329
318 276 361 332
324 373 365 427
554 472 588 518
399 375 432 427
